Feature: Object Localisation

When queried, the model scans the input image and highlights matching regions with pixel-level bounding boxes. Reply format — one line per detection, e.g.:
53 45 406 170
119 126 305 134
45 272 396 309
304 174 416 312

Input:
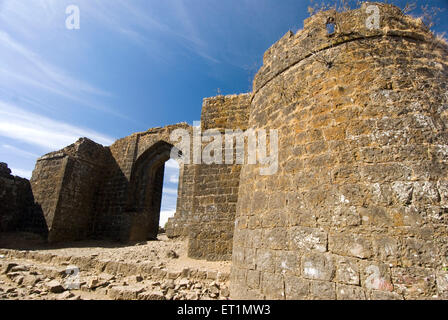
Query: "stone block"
301 252 335 281
336 284 366 300
284 276 309 300
288 226 327 253
261 272 284 300
310 281 336 300
335 256 360 285
329 233 373 259
360 262 393 292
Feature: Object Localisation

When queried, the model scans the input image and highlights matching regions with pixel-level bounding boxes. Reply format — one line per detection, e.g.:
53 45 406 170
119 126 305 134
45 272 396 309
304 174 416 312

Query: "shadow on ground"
0 232 166 251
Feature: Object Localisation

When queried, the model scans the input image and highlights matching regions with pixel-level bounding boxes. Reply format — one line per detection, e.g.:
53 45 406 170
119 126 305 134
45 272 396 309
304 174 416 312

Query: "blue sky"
0 0 447 226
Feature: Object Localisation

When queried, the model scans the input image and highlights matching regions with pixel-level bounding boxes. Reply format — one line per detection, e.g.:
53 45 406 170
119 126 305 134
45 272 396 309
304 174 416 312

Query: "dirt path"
0 233 231 300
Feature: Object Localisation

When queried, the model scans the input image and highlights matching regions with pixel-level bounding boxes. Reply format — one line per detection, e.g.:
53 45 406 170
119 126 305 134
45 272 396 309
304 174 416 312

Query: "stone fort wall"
0 163 46 236
5 2 448 300
230 3 448 300
28 94 251 261
175 94 251 261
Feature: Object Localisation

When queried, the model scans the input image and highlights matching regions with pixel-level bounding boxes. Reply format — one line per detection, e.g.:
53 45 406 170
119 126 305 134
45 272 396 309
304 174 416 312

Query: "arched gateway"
125 141 175 241
27 4 448 300
30 92 251 261
30 124 192 243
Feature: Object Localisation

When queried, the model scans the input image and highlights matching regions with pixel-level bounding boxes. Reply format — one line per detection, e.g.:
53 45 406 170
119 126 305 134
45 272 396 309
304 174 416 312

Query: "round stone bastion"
230 3 448 300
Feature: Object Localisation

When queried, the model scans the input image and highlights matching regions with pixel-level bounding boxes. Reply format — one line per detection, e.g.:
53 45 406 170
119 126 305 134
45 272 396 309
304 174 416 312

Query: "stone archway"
125 141 177 242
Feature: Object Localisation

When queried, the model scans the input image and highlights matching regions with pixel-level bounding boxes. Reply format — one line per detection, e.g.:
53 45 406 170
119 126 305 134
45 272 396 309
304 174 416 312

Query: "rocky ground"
0 233 231 300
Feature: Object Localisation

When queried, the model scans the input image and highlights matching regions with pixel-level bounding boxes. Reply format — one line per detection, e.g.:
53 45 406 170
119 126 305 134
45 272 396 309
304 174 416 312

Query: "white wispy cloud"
79 0 219 63
163 187 178 196
9 167 32 179
160 158 179 226
159 209 176 228
0 30 128 119
0 0 218 129
0 100 115 150
169 174 179 183
0 1 134 119
1 144 40 159
166 159 180 169
0 31 110 97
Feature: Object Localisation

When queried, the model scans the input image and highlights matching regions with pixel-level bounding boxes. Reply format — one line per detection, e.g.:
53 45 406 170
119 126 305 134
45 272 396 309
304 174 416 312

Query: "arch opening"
125 141 180 242
159 159 180 232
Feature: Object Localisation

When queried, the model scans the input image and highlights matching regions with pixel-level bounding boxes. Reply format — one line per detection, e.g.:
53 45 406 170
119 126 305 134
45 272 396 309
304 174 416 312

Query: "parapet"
201 93 251 131
36 137 110 165
255 2 445 93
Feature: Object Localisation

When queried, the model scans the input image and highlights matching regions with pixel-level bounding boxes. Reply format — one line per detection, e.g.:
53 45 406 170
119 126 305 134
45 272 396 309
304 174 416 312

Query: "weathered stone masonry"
173 94 251 261
0 163 46 236
231 3 448 300
5 3 448 299
28 93 250 263
30 124 191 243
